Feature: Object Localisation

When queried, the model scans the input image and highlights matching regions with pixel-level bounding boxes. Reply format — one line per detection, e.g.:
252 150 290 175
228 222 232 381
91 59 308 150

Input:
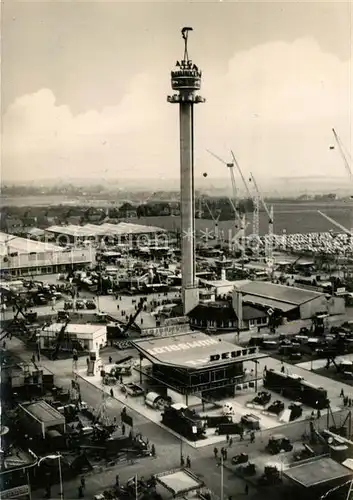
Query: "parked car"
266 434 293 455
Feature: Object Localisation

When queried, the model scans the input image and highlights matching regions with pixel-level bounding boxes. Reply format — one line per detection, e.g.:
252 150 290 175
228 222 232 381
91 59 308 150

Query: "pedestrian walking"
109 356 112 363
180 455 185 466
110 388 114 397
122 424 126 435
186 455 191 468
151 444 156 457
115 474 120 487
80 476 85 489
226 434 229 443
245 484 249 495
250 431 255 443
213 447 218 458
78 485 84 498
229 437 233 447
223 449 227 460
340 388 345 398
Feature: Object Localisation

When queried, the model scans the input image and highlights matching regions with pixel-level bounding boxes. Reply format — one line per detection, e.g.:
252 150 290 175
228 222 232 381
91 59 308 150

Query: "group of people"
340 389 353 407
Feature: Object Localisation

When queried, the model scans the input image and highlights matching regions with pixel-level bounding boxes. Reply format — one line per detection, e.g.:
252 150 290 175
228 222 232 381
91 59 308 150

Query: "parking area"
77 351 348 449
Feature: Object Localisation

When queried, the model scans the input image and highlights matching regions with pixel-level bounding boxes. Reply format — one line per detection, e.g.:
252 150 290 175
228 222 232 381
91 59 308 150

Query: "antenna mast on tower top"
181 27 193 62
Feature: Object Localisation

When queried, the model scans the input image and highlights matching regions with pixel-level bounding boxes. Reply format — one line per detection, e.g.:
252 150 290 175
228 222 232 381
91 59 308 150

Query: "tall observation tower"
167 27 205 315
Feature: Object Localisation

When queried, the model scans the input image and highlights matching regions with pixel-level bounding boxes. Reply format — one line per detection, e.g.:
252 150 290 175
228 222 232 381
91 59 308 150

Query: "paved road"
7 336 350 500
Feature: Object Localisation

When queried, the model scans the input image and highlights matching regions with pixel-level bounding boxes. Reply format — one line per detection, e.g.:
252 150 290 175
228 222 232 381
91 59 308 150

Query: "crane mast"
250 173 274 267
332 128 353 182
204 200 221 240
332 128 353 240
230 150 259 256
206 149 246 257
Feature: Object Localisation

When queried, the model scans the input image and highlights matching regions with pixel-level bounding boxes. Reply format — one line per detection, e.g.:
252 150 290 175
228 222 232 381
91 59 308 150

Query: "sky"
1 1 352 186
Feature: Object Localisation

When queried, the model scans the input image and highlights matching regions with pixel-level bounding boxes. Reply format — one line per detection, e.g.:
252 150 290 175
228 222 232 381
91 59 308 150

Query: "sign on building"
163 316 189 326
147 337 218 356
141 323 191 338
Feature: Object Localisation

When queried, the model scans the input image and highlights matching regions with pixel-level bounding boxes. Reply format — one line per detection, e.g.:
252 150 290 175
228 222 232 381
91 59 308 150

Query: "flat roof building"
233 280 334 321
284 456 352 498
0 232 92 278
19 400 66 439
45 222 166 242
132 330 265 405
41 323 107 352
154 468 204 497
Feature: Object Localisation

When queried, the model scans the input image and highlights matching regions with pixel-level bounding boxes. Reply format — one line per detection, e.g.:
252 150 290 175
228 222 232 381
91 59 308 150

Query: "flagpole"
135 474 138 500
346 478 353 500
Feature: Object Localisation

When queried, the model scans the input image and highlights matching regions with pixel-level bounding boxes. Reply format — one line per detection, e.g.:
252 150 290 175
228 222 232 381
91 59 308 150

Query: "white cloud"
2 37 351 183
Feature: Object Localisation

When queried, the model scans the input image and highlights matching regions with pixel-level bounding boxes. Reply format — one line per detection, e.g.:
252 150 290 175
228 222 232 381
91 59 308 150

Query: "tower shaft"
179 102 195 289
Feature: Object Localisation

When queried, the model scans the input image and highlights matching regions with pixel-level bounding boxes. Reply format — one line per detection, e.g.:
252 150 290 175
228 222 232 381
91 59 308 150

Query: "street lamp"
38 454 63 500
220 455 224 500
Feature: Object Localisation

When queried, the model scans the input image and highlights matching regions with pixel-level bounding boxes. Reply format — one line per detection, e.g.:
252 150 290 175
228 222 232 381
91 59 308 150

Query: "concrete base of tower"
183 286 199 315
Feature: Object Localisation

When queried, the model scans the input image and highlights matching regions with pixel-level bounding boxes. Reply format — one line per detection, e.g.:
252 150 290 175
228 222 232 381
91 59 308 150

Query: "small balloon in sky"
203 172 208 177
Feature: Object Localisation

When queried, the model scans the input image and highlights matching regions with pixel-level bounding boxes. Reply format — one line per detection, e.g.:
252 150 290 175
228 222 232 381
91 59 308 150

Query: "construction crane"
249 173 274 267
0 291 32 343
331 128 353 237
196 194 204 219
206 149 246 255
51 318 71 360
229 150 260 254
331 128 353 182
319 129 353 236
121 299 145 337
204 201 221 240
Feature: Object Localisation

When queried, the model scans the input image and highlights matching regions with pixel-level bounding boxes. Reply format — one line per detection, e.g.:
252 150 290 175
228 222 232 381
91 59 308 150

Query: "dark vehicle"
288 402 303 421
206 415 232 428
114 340 131 350
267 400 284 415
278 344 297 356
216 422 243 436
241 414 260 431
240 462 256 476
58 310 70 321
162 404 206 441
293 444 315 461
258 465 282 486
231 453 248 465
252 391 271 406
86 300 97 310
299 327 310 335
64 301 74 310
34 294 48 305
288 351 302 361
266 434 293 455
75 300 86 310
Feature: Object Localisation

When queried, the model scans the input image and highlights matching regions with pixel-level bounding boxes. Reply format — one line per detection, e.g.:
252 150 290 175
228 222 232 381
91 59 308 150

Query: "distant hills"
3 175 351 198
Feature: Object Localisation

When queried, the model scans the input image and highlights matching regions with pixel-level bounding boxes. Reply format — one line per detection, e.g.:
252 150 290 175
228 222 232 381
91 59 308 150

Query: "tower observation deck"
167 27 205 315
